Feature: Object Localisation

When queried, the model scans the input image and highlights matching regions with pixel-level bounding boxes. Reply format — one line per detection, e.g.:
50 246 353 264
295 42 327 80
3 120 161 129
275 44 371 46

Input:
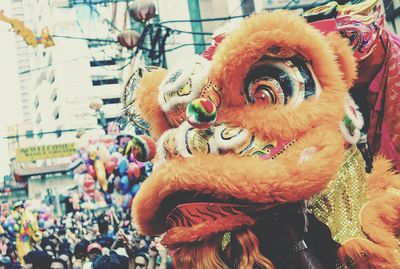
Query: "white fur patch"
153 128 176 169
158 55 210 113
339 94 364 145
344 94 364 129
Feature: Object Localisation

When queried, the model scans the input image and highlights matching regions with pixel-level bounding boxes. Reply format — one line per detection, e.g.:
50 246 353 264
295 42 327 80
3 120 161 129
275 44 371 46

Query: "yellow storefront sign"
16 143 77 162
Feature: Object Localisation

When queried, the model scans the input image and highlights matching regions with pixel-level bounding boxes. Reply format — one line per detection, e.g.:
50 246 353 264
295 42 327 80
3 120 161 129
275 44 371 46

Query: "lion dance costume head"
129 9 400 269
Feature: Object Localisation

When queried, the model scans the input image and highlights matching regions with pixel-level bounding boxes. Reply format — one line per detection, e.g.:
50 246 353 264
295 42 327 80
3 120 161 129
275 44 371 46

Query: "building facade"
10 0 34 122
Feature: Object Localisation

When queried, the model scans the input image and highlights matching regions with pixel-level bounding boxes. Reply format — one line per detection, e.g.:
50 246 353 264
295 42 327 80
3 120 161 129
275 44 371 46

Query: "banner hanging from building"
16 143 77 162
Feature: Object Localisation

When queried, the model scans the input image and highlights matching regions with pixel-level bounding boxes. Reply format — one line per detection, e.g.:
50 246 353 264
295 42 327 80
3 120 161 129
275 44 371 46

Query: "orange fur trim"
218 91 345 141
367 156 400 197
132 124 344 237
326 32 358 89
209 11 355 140
161 215 255 248
360 193 400 249
211 10 356 107
135 69 170 139
338 238 398 268
360 158 400 249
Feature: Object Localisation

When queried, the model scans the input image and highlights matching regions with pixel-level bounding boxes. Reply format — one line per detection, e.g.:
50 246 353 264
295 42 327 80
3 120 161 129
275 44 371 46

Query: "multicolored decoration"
94 159 107 192
185 98 217 129
71 133 155 211
305 0 383 61
0 10 54 48
125 135 156 162
14 208 42 263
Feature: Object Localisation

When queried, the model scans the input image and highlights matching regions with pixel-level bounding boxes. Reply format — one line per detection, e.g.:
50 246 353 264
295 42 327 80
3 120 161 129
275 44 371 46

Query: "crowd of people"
0 206 172 269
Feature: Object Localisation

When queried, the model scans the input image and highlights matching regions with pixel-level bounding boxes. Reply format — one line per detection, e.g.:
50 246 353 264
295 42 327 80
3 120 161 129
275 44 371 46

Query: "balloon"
117 136 132 148
128 152 136 162
95 160 108 192
104 192 112 205
128 0 156 22
109 145 117 154
111 152 123 166
101 135 115 146
88 137 98 145
81 152 90 164
119 175 130 195
38 218 45 229
118 158 129 175
97 143 111 163
89 145 98 161
121 193 134 210
84 175 96 197
7 225 14 234
105 161 116 175
114 176 121 192
117 30 141 49
127 162 141 181
87 165 97 179
130 183 140 196
93 190 103 201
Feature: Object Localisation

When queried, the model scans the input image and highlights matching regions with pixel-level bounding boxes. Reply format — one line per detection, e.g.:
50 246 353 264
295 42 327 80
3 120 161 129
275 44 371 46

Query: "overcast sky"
0 0 23 178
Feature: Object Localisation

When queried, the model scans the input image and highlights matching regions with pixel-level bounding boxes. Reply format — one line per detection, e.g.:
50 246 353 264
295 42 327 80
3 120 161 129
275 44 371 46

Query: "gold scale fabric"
310 145 369 244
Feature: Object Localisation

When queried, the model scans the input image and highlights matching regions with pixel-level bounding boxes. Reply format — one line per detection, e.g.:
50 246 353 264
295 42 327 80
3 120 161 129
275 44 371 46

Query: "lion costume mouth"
133 125 345 247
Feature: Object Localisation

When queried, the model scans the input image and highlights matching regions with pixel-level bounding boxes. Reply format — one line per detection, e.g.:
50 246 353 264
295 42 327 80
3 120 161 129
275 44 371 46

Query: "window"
36 113 41 124
90 59 116 66
102 98 120 105
48 70 55 84
34 96 39 109
92 78 119 86
54 112 60 120
51 87 58 102
53 108 60 120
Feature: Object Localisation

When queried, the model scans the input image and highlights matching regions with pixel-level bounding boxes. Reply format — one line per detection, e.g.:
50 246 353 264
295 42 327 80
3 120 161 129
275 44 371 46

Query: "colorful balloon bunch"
72 134 156 210
0 202 53 236
0 205 44 263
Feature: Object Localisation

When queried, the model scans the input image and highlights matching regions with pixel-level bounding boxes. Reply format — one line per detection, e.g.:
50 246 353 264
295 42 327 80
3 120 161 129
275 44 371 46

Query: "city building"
10 0 34 122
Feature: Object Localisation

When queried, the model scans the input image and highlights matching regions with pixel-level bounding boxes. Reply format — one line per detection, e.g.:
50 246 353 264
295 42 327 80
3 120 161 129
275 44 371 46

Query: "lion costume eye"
243 56 320 106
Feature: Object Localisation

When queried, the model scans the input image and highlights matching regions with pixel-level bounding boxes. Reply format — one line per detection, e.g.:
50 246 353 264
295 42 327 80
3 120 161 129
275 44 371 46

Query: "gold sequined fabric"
310 146 369 243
